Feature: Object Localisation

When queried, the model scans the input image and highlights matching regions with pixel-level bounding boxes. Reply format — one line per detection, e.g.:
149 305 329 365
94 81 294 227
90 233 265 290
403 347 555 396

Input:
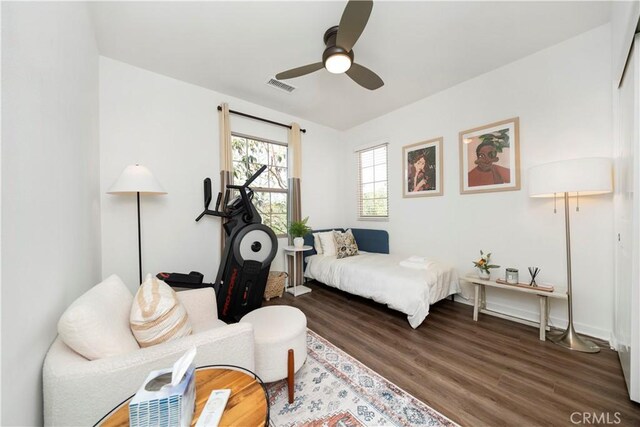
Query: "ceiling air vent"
266 78 296 93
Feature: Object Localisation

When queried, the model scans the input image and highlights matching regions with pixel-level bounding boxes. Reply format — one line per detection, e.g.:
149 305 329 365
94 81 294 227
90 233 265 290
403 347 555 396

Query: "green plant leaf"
288 217 312 237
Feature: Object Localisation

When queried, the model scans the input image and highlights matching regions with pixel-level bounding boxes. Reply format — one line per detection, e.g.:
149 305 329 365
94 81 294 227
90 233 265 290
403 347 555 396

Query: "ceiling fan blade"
346 63 384 90
336 0 373 52
276 62 324 80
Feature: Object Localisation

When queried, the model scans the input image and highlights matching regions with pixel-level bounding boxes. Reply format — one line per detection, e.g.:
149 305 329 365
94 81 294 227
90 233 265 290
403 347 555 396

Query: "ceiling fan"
275 0 384 91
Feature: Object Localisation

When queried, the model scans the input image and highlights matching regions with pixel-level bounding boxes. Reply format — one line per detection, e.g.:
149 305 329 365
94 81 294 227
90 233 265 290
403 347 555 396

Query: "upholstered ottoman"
240 305 307 402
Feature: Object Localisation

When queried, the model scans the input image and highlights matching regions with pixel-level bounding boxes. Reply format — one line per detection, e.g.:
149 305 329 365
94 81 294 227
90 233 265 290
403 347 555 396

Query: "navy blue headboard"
302 228 389 256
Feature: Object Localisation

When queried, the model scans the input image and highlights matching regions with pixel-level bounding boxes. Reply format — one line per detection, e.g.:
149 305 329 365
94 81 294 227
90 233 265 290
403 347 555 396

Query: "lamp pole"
137 191 142 285
548 192 600 353
529 157 612 354
107 164 166 287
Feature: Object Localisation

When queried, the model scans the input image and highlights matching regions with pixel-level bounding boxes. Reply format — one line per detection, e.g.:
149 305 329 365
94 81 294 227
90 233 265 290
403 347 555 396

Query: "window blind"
357 144 388 219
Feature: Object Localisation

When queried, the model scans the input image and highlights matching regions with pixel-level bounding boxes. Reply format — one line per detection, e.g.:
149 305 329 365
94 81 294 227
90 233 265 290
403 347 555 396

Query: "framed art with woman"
403 137 443 198
459 117 520 194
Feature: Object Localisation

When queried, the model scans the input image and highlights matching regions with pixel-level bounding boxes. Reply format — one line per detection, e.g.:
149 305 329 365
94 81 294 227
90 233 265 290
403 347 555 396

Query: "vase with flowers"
473 250 499 280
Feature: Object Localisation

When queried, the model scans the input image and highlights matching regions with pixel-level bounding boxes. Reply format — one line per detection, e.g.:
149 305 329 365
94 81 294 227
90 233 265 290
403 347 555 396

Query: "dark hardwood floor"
265 281 640 427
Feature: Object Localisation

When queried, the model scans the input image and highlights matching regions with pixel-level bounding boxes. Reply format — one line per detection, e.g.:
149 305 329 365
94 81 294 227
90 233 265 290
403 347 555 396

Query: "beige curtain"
219 103 232 251
289 123 302 179
287 123 303 286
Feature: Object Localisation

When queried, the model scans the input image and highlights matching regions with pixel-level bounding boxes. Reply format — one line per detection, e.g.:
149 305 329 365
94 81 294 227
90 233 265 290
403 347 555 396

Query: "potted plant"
473 250 499 280
289 217 312 248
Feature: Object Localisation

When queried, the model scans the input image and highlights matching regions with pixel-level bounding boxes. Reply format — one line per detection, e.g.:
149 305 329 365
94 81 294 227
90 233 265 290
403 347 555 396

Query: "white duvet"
304 252 460 328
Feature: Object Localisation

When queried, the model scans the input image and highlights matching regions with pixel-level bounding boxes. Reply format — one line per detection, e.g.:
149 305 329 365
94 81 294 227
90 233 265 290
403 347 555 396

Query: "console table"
464 276 567 341
97 367 268 426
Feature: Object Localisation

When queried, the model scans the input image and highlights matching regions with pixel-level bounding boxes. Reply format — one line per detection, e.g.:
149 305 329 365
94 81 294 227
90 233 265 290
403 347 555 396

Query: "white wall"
342 25 614 339
100 57 344 291
1 2 101 425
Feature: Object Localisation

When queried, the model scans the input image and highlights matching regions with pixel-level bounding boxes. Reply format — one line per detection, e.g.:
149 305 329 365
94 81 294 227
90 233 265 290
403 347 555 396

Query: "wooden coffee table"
98 367 268 427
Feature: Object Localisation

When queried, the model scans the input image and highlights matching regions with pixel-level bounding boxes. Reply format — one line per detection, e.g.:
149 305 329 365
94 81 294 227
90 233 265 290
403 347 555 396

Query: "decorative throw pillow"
57 274 140 360
334 229 359 259
130 274 192 348
313 232 324 255
318 230 337 256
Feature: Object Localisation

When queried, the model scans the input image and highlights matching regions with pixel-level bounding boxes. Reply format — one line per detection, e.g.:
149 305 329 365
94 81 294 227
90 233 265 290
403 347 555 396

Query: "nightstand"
283 245 313 297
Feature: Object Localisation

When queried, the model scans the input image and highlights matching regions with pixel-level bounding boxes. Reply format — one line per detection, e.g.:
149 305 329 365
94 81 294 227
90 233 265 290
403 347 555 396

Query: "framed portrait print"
403 137 443 198
459 117 520 194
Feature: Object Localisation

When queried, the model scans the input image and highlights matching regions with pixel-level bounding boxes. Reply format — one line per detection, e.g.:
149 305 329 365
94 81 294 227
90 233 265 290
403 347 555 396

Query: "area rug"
267 330 458 427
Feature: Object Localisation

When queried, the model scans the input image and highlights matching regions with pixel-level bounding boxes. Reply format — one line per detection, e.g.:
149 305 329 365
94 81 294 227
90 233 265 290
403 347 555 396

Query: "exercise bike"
158 166 277 321
191 165 278 322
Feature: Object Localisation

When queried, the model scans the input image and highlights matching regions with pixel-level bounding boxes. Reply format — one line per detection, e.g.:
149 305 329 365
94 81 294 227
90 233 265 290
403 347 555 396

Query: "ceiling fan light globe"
325 53 352 74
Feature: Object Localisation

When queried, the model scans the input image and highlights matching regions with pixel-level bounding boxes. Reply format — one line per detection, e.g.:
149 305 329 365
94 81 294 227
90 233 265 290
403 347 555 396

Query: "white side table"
283 245 313 297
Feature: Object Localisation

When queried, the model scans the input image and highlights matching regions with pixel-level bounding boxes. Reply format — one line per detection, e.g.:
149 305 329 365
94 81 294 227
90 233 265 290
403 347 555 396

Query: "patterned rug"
267 330 458 427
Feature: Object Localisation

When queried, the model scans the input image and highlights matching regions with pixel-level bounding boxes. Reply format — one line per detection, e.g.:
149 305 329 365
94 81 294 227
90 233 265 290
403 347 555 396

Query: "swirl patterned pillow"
334 229 359 259
130 274 192 348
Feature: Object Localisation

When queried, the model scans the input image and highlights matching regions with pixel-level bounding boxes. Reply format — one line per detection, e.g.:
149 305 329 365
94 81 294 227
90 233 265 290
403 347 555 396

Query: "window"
231 133 288 235
357 144 388 219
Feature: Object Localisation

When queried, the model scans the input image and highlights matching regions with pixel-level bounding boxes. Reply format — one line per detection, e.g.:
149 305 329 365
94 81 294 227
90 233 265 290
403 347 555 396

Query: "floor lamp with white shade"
529 157 612 353
107 164 167 285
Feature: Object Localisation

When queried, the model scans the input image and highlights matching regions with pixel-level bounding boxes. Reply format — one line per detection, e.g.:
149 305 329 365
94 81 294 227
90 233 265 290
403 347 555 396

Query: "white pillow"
313 232 324 255
57 274 140 360
130 274 192 348
318 230 337 256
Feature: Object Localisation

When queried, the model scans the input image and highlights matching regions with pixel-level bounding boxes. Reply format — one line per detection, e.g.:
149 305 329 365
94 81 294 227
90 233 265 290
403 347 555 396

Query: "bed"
302 229 460 328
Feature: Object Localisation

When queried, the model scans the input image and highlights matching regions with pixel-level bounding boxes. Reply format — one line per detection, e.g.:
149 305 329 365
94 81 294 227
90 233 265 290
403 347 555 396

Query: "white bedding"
304 252 460 328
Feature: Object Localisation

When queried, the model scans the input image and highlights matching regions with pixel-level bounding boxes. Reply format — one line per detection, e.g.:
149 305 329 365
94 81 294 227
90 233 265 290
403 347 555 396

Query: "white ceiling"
89 1 611 130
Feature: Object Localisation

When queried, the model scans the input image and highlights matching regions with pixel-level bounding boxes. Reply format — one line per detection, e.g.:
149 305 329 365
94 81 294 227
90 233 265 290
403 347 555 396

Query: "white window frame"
231 132 288 236
356 142 389 221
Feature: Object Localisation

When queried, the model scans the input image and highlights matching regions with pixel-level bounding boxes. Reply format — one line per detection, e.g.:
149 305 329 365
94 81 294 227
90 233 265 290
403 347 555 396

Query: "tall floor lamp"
529 157 612 353
108 164 167 285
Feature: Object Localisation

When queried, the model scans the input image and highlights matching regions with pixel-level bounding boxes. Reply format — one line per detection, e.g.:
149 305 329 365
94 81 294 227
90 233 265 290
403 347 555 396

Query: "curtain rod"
218 106 307 133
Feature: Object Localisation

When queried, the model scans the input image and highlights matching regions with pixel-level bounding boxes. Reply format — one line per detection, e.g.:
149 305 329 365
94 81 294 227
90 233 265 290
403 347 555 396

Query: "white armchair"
43 281 255 426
